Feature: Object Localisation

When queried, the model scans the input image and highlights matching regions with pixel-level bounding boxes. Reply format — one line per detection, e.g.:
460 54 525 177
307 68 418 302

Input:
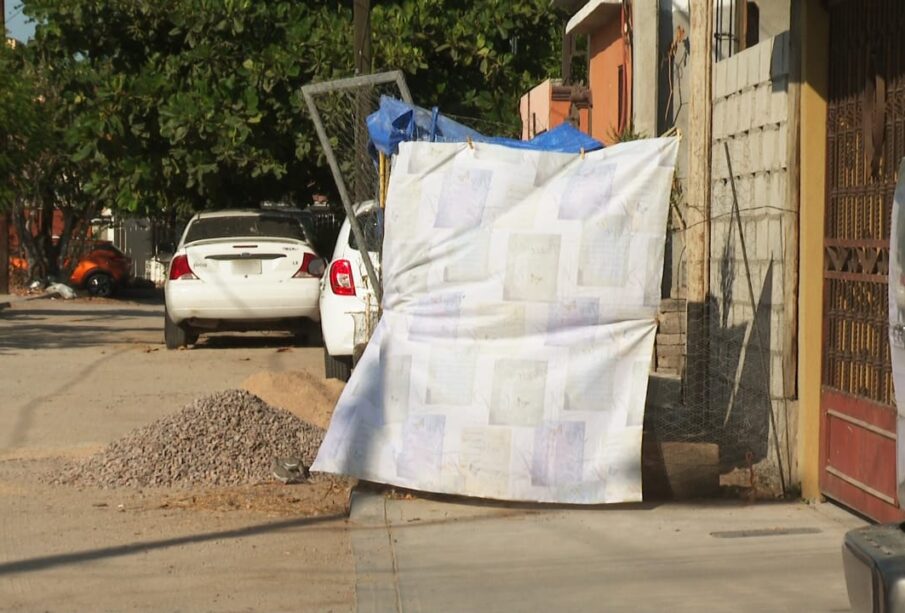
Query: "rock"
54 390 330 489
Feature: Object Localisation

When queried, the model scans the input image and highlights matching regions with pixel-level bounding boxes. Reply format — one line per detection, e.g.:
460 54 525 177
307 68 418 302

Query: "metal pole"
353 0 371 204
561 26 573 84
353 0 371 77
302 89 382 304
302 71 409 99
0 0 10 295
723 142 788 496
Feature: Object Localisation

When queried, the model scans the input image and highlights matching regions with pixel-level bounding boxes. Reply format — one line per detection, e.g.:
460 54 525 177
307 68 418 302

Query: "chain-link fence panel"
646 183 795 500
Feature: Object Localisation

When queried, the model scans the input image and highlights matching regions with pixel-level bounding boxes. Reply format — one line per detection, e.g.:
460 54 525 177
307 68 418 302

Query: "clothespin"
580 147 586 160
466 136 474 150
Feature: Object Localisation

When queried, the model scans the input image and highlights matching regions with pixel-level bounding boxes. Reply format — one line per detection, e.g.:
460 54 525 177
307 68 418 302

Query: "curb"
349 490 402 613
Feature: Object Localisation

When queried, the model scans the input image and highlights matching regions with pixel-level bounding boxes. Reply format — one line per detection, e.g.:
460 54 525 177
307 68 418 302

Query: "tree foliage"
0 41 97 281
23 0 353 217
372 0 564 135
0 45 42 211
7 0 564 279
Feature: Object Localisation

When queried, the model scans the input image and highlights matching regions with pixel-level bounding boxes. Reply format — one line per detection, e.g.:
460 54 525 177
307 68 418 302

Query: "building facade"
520 0 905 521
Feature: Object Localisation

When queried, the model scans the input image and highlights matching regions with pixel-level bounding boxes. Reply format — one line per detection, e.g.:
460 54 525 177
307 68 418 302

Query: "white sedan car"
164 210 325 349
320 202 381 380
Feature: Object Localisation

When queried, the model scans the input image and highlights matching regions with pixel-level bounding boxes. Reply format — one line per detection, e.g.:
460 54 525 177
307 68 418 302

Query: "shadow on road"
195 332 322 350
2 307 163 320
0 299 323 352
0 323 160 352
114 287 165 304
0 513 346 576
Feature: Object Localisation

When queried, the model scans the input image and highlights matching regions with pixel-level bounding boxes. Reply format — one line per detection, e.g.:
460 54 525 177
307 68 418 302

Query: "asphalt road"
0 296 868 613
0 297 354 612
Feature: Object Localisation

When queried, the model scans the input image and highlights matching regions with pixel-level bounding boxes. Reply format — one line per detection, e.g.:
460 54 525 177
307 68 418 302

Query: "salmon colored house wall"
520 80 554 140
588 15 631 145
519 79 588 140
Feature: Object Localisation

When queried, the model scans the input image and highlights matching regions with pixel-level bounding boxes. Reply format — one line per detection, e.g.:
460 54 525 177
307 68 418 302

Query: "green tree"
373 0 564 135
0 45 41 212
0 42 96 282
10 0 564 281
24 0 353 218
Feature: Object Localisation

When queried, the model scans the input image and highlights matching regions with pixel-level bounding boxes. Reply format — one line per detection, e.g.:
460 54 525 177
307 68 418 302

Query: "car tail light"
168 255 198 281
294 253 325 278
329 259 356 296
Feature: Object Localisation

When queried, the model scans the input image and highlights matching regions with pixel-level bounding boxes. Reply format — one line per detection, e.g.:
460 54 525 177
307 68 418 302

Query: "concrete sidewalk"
349 492 865 613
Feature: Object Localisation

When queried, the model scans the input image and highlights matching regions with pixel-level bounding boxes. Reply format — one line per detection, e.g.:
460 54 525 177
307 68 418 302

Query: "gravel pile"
57 390 326 489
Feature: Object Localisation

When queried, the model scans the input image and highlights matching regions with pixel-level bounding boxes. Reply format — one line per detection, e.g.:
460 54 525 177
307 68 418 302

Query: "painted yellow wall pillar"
797 0 829 501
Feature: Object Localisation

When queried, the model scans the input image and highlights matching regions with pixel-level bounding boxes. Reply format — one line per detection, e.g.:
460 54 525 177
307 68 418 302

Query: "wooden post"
782 1 803 487
686 0 714 411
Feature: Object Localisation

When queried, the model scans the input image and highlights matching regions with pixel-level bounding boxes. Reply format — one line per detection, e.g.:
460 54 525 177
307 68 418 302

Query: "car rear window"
348 210 383 252
184 215 305 244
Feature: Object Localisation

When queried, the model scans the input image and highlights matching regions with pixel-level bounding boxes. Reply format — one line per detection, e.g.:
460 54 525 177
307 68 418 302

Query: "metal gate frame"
819 0 905 522
301 71 413 305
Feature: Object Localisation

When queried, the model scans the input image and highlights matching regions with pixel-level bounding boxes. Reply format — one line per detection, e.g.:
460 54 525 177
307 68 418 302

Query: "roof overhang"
565 0 622 36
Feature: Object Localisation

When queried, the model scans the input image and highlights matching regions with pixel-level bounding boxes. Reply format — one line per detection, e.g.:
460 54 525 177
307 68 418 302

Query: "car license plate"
232 259 261 275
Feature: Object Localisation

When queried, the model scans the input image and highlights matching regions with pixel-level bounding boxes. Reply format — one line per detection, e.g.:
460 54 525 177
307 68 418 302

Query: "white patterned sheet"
312 137 680 504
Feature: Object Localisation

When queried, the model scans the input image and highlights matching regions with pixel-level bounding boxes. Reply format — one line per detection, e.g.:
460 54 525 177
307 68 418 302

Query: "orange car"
69 242 133 296
11 242 132 297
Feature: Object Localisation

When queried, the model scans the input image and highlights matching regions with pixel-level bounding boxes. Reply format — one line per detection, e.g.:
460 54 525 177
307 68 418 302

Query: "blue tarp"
367 96 603 156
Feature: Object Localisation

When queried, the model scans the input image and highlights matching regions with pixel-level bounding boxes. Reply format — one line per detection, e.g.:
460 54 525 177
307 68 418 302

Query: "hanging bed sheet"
312 136 680 504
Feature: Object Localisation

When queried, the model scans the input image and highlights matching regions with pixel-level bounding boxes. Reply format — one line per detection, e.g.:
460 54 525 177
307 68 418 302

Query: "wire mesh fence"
302 72 411 212
301 71 412 349
645 211 795 500
302 72 795 498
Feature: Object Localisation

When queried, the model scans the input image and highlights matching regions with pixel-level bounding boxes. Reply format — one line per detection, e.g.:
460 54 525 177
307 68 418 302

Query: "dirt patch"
241 370 345 429
151 481 353 517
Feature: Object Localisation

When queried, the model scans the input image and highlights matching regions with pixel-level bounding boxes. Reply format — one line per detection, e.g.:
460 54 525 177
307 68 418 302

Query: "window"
184 214 306 244
745 2 760 49
348 210 384 252
715 0 761 60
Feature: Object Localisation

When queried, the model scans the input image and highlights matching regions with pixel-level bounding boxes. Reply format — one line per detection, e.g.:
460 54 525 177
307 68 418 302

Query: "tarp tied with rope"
366 96 603 157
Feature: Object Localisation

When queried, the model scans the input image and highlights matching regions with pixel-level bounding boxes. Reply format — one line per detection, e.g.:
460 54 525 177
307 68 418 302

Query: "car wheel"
85 272 115 297
164 309 192 349
324 349 352 382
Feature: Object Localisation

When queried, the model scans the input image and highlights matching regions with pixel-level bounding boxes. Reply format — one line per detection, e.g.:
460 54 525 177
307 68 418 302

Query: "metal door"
820 0 905 522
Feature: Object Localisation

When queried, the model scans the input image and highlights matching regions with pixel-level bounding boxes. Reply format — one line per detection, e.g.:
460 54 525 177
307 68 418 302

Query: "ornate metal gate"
820 0 905 522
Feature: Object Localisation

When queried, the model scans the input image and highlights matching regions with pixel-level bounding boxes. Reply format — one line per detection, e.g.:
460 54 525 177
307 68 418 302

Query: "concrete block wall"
656 298 686 376
708 32 793 495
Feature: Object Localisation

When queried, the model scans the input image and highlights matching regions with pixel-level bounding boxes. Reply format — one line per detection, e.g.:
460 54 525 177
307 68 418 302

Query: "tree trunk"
12 197 42 283
39 194 59 279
